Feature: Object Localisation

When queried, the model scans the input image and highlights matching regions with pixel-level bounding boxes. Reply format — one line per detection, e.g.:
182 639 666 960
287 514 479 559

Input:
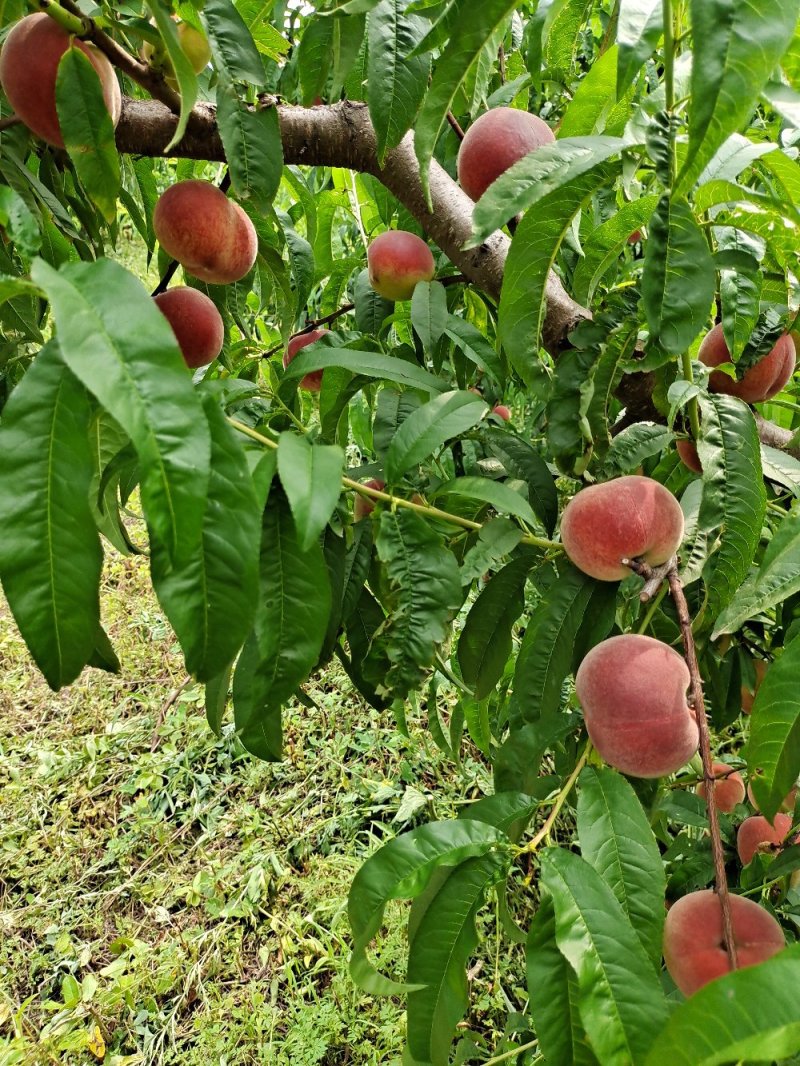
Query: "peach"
664 890 784 997
0 13 121 149
699 324 796 404
456 107 554 203
492 404 511 421
575 634 698 778
354 479 385 521
676 438 702 474
153 287 224 369
746 781 797 814
737 814 792 866
560 475 684 582
367 231 435 301
153 180 258 285
141 19 211 87
282 328 331 392
696 762 745 814
628 230 643 245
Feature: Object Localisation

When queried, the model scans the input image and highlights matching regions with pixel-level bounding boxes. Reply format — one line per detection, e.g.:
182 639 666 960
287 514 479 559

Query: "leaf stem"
483 1039 540 1066
519 742 591 854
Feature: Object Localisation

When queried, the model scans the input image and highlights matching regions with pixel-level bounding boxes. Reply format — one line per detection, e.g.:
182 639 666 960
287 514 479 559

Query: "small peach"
367 231 435 302
283 328 331 392
354 479 385 521
699 324 796 404
696 762 745 814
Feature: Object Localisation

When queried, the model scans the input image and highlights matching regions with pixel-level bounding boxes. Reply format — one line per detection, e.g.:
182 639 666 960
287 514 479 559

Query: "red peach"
367 231 435 302
696 762 745 814
492 404 511 421
282 328 331 392
354 479 385 521
676 439 702 474
737 814 792 866
456 107 555 203
153 287 224 369
628 230 642 245
699 324 796 404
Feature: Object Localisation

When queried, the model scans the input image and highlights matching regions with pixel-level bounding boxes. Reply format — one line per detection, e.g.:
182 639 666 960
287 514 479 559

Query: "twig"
620 555 675 602
521 742 591 853
447 112 465 141
150 677 193 752
0 114 22 132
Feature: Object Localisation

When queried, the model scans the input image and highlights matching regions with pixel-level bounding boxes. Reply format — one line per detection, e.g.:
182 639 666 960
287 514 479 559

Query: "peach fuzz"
153 288 224 370
676 438 702 474
737 814 792 866
282 329 331 392
574 634 698 778
367 231 435 302
664 890 784 997
699 324 796 404
695 762 745 814
153 180 258 285
354 479 385 521
0 13 121 149
456 107 554 203
560 475 684 582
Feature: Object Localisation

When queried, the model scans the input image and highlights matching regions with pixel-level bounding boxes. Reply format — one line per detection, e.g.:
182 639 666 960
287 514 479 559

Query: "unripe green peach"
456 107 554 203
0 13 121 149
154 287 224 369
367 231 435 301
699 324 796 404
695 762 745 814
282 328 331 392
560 475 684 582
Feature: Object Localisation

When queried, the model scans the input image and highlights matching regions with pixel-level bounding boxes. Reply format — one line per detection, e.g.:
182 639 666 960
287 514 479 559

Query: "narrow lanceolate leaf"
216 80 283 210
145 0 197 149
0 343 102 689
410 281 448 354
641 195 715 355
572 194 659 304
559 46 619 139
445 316 506 388
484 430 558 536
745 633 800 823
616 0 662 98
385 390 487 481
367 0 429 161
202 0 266 83
55 48 121 223
679 0 800 193
295 15 334 105
374 509 462 699
348 819 509 994
277 433 344 552
31 258 210 572
205 660 233 736
576 767 666 967
499 164 616 382
150 394 261 680
413 0 519 199
646 945 800 1066
457 554 531 699
406 854 506 1066
713 515 800 636
719 244 762 362
540 848 669 1066
433 476 539 528
282 344 448 395
469 137 628 245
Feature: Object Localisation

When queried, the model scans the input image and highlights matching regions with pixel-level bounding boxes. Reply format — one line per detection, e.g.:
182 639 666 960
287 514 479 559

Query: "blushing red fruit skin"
664 890 784 997
282 328 331 392
676 438 702 474
696 762 745 814
153 180 258 285
492 404 511 421
575 634 698 778
354 479 385 521
0 13 122 149
367 231 435 301
153 287 224 369
737 814 792 866
560 475 684 582
699 324 796 404
456 107 555 202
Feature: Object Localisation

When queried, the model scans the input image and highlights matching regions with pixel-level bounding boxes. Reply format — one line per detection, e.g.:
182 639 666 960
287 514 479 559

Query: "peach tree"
4 0 800 1062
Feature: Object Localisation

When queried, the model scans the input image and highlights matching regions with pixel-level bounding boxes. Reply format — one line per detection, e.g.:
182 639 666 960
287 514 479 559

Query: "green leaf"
55 48 121 223
469 137 628 246
411 281 448 353
277 433 344 551
484 430 558 535
433 475 539 528
353 267 394 334
373 388 423 459
745 632 800 823
679 0 800 192
367 0 429 161
145 0 197 150
718 229 762 361
445 316 506 388
385 390 488 481
559 45 619 138
216 81 283 210
282 344 448 395
617 0 662 97
348 818 509 994
600 423 673 478
205 660 232 736
202 0 266 83
0 188 41 258
572 194 660 305
457 553 531 699
577 767 666 966
494 712 581 794
646 945 800 1066
641 195 715 355
545 346 597 476
540 847 669 1066
296 16 334 105
459 518 524 587
458 790 545 841
0 343 102 689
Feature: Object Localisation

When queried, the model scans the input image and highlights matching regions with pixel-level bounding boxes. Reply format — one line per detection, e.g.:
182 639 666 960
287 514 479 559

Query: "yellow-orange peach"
575 634 698 778
560 475 684 582
153 180 258 285
367 231 435 301
664 890 784 997
676 438 702 474
456 107 554 203
141 18 212 88
0 13 121 148
153 287 224 369
354 479 385 521
282 328 331 392
737 814 792 866
699 324 796 404
696 762 745 814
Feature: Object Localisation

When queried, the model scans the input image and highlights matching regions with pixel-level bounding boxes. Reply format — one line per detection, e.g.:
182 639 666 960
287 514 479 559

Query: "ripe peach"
737 814 792 866
153 287 224 369
456 107 554 203
153 180 258 285
492 404 511 421
367 231 435 301
696 762 745 814
0 13 121 149
560 475 684 582
354 479 385 521
575 634 698 778
628 229 642 245
282 328 331 392
664 890 784 997
699 324 796 404
676 438 702 474
746 781 796 814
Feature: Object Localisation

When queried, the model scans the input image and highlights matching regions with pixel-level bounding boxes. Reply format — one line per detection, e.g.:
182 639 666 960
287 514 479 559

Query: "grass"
0 547 498 1065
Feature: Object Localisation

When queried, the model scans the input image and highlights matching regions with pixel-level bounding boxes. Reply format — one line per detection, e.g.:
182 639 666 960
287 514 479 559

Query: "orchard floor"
0 550 502 1065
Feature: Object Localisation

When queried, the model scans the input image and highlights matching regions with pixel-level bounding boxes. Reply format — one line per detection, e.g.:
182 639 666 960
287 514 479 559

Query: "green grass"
0 549 497 1065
